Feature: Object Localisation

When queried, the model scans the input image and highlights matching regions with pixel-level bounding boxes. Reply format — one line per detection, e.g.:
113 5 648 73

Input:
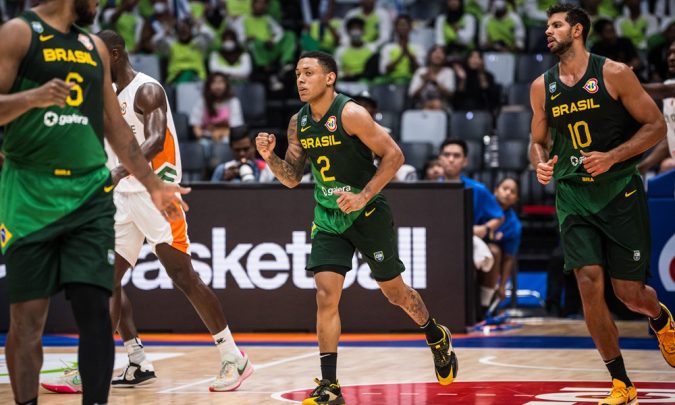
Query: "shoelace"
310 378 332 396
608 386 629 399
431 341 450 367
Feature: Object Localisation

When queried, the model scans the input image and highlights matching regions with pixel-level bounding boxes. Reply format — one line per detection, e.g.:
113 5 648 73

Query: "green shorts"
560 175 651 280
307 197 405 282
5 184 115 303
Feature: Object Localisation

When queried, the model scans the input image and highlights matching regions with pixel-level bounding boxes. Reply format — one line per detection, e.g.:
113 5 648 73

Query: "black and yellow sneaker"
427 324 458 385
302 378 345 405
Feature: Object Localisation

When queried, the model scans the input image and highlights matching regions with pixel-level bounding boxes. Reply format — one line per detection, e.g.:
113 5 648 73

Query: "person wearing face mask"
209 28 252 81
342 0 391 49
334 17 375 82
99 0 143 50
435 0 477 55
379 14 424 84
479 0 525 52
155 17 213 83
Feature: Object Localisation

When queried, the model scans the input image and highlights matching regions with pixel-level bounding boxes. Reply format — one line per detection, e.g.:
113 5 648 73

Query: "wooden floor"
2 319 674 404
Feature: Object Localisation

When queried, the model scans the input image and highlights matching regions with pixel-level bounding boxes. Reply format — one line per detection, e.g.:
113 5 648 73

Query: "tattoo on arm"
265 114 307 187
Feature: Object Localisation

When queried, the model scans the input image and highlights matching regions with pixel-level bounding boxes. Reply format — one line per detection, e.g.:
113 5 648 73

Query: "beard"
551 35 573 56
74 0 96 26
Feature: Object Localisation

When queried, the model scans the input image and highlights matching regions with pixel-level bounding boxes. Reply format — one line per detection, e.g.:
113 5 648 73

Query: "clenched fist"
536 155 558 185
256 132 276 160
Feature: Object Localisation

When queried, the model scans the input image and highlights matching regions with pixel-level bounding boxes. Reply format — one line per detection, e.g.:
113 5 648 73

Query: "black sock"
16 398 37 405
650 304 669 332
66 283 114 405
421 317 444 343
604 356 632 387
320 352 338 383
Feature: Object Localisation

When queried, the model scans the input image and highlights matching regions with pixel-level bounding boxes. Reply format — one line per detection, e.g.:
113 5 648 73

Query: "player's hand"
581 150 616 177
335 191 368 214
30 79 74 108
110 166 126 186
150 182 191 220
536 155 558 185
256 132 276 160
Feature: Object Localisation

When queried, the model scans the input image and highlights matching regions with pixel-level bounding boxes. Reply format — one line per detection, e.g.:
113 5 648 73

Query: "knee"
167 266 199 290
575 269 603 300
316 288 340 311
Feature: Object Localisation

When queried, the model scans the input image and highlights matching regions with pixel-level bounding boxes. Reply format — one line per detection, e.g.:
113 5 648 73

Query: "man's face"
74 0 98 26
495 178 519 207
296 58 333 103
395 18 411 37
599 23 616 42
252 0 267 15
439 144 467 179
231 137 255 161
546 12 575 56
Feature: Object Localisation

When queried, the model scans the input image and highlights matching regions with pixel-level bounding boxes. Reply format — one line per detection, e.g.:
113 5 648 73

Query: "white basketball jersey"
663 79 675 160
105 72 182 192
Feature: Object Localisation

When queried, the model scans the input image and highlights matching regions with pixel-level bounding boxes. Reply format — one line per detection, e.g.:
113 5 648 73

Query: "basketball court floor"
1 318 674 404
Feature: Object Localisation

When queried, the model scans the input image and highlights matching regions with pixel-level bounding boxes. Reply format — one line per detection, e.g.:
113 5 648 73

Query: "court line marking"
158 351 318 394
479 356 675 374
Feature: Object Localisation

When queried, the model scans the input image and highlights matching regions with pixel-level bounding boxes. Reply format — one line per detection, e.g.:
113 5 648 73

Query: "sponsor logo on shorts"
633 250 641 261
107 249 115 265
364 208 376 217
625 189 637 198
0 224 12 248
43 111 89 127
374 251 384 262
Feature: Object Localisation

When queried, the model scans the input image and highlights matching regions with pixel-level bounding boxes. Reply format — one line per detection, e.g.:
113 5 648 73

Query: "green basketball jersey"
0 11 109 253
297 93 380 235
544 54 641 222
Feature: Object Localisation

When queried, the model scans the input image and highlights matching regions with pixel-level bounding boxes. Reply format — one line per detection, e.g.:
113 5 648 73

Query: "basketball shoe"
111 360 157 387
302 378 345 405
651 303 675 367
427 324 458 385
209 351 253 392
598 379 638 405
41 363 81 394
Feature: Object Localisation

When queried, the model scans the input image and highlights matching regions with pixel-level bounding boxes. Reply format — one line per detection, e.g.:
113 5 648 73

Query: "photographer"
211 128 274 182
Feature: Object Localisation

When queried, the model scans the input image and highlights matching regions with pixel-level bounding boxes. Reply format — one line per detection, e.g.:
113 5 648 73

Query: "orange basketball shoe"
651 303 675 368
598 379 638 405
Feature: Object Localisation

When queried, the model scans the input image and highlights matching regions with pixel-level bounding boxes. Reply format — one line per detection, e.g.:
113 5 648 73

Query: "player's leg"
480 243 503 315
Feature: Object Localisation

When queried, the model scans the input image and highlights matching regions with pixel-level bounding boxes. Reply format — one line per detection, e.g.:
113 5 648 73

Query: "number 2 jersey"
543 54 642 224
0 11 108 253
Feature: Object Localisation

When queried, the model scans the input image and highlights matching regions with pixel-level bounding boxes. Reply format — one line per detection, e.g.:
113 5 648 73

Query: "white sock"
480 286 495 307
213 326 243 362
124 337 147 365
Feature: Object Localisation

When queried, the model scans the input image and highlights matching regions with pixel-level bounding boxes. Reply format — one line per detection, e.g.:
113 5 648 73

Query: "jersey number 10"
567 120 592 149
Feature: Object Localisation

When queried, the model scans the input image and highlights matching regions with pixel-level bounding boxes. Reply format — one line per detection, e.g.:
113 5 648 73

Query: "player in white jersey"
42 30 252 394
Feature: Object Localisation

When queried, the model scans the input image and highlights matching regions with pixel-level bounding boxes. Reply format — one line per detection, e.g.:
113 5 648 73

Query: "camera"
239 161 255 183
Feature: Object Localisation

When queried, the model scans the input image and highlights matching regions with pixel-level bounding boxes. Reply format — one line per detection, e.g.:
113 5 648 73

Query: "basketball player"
256 51 458 405
530 4 675 404
0 1 188 404
41 29 253 394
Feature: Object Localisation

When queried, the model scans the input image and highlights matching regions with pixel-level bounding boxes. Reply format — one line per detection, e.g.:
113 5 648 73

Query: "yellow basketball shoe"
426 324 458 385
598 379 638 405
651 303 675 368
302 378 345 405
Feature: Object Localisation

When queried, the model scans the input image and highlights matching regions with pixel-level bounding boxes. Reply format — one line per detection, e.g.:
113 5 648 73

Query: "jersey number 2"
317 156 336 182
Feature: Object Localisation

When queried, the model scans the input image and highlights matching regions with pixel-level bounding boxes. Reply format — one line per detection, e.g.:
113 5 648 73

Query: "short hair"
395 14 412 25
546 3 591 44
345 17 366 30
229 126 250 144
299 51 338 79
96 29 126 53
439 138 467 157
496 176 520 190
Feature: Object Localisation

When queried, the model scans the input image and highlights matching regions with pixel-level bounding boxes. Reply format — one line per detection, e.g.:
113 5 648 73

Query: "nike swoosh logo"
104 185 114 193
550 93 561 100
39 34 54 42
364 208 376 217
238 358 249 375
300 126 311 132
625 189 637 198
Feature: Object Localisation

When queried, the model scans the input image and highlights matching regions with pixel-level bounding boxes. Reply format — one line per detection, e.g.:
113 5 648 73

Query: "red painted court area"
279 381 675 404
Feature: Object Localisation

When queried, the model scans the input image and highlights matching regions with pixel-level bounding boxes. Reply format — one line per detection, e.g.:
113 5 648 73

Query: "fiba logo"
659 233 675 292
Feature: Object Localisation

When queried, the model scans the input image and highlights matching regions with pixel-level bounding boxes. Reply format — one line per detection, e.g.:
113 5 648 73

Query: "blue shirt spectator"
461 175 503 226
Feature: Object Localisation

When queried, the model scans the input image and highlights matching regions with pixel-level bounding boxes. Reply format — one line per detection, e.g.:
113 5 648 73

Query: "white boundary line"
479 356 675 374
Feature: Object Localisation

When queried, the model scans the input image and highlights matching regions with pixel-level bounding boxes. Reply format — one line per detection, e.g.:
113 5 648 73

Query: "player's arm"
92 34 189 212
0 19 73 125
110 82 168 184
336 101 404 213
582 61 666 177
256 113 307 188
642 82 675 100
529 75 557 185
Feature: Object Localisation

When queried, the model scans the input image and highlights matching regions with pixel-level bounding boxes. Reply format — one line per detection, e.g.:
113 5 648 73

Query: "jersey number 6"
65 72 84 107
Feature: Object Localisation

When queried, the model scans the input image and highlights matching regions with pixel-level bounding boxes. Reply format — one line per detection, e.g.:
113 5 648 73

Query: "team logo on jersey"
325 115 337 132
120 102 127 115
155 162 179 183
583 78 599 94
633 250 641 261
549 82 557 93
374 251 384 262
301 115 308 127
0 224 12 249
31 21 44 34
78 33 94 51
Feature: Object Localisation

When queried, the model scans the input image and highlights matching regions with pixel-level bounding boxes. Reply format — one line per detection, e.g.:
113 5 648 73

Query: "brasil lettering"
551 98 600 117
43 48 97 67
300 135 342 149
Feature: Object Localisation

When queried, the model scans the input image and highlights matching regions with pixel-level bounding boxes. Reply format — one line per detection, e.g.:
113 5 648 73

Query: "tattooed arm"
255 114 308 188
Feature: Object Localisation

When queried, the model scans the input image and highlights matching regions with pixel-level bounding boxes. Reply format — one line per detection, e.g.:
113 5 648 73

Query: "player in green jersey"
530 4 675 405
0 0 189 404
256 51 458 405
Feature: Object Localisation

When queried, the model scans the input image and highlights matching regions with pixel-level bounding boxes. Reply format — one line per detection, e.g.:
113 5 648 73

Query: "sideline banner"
0 183 472 333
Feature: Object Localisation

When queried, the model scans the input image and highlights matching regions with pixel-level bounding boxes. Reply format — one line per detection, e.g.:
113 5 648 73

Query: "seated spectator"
211 129 274 182
579 0 614 46
409 45 455 109
615 0 657 51
648 20 675 82
301 0 342 54
379 15 425 84
100 0 143 51
156 18 212 84
233 0 296 91
479 0 525 52
452 50 501 112
190 73 244 152
342 0 392 49
523 0 556 26
486 177 522 310
423 158 445 181
591 19 642 74
335 17 376 82
434 0 477 55
209 29 252 82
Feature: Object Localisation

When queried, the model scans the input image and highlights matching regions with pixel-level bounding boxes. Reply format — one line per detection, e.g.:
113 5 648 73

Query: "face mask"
222 40 236 51
154 3 168 14
349 30 363 41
